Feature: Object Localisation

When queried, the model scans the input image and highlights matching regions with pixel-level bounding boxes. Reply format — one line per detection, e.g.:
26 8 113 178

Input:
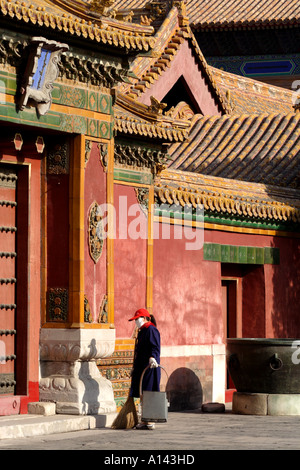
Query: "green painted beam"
114 168 153 184
0 101 113 139
203 243 280 265
154 207 299 233
0 70 112 114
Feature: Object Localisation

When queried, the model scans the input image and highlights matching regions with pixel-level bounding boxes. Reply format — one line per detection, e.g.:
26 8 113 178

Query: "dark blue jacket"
130 323 161 398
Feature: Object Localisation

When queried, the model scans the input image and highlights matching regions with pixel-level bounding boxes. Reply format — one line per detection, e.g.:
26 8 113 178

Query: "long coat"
129 322 161 398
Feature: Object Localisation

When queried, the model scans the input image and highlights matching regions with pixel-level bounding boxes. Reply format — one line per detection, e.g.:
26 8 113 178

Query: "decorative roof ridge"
164 100 198 121
114 116 189 141
122 5 182 96
149 5 181 48
161 168 300 203
116 92 190 125
187 111 300 123
116 92 165 121
210 66 295 100
114 92 191 141
184 31 233 114
123 5 232 114
49 0 155 33
0 0 156 51
156 179 300 208
155 170 300 225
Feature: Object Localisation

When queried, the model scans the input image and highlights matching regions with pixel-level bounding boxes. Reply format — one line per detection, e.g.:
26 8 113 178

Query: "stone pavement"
0 404 300 451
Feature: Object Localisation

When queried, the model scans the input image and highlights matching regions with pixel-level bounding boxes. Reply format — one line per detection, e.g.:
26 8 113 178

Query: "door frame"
221 276 242 396
0 145 41 414
221 277 242 340
0 162 30 398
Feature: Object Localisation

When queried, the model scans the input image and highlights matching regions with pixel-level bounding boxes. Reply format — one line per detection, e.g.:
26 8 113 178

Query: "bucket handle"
269 353 283 371
139 364 169 398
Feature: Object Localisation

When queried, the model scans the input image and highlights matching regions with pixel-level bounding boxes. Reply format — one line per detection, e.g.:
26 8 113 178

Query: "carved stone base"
39 328 116 415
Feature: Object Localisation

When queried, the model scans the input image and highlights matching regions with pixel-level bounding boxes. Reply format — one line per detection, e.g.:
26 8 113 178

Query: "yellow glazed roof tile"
0 0 156 51
111 0 300 29
211 67 295 115
168 112 300 189
155 172 300 225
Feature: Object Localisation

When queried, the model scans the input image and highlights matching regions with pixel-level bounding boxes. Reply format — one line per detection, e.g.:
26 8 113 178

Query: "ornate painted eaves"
156 169 300 229
0 0 156 52
114 93 191 142
0 32 137 88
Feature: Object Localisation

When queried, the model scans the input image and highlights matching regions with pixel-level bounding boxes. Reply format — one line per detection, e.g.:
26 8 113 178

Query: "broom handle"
139 364 169 398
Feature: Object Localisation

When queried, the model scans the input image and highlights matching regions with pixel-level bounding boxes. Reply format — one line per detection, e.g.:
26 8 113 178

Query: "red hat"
129 308 150 321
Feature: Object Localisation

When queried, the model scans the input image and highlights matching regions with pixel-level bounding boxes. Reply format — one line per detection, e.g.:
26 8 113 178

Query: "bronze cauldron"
226 338 300 394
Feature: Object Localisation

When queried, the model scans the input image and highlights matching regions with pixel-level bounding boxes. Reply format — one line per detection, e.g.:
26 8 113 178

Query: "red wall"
205 229 300 338
114 216 300 343
152 223 223 347
111 193 299 407
265 237 300 338
84 142 107 322
114 184 147 337
151 225 300 346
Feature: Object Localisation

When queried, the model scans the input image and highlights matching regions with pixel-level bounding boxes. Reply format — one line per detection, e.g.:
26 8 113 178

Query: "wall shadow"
79 339 100 415
269 236 300 338
166 367 203 411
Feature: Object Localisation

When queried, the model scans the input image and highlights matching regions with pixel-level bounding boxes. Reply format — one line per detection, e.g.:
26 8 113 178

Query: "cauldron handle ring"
269 353 283 371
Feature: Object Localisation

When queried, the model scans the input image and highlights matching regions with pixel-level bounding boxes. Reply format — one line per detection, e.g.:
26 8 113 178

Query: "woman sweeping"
111 308 161 430
129 308 161 430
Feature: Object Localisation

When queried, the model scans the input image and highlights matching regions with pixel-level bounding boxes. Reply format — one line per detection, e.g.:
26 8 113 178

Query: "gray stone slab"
0 412 117 440
268 394 300 416
232 392 268 415
28 402 56 416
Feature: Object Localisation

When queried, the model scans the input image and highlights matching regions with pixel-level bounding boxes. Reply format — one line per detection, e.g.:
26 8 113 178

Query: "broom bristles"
111 395 138 429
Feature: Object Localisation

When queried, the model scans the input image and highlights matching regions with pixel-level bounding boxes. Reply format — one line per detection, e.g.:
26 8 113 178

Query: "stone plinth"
39 328 116 415
28 402 56 416
233 392 300 416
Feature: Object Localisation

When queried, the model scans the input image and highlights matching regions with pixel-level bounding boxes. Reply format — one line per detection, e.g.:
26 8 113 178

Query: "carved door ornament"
18 37 69 116
88 201 104 263
98 294 108 323
48 288 68 322
84 295 92 323
135 187 149 215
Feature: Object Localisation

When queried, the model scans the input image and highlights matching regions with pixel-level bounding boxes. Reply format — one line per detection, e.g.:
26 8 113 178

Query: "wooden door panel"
0 167 17 395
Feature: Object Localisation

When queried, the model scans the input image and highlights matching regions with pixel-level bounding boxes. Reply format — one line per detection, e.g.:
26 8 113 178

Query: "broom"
111 394 138 429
